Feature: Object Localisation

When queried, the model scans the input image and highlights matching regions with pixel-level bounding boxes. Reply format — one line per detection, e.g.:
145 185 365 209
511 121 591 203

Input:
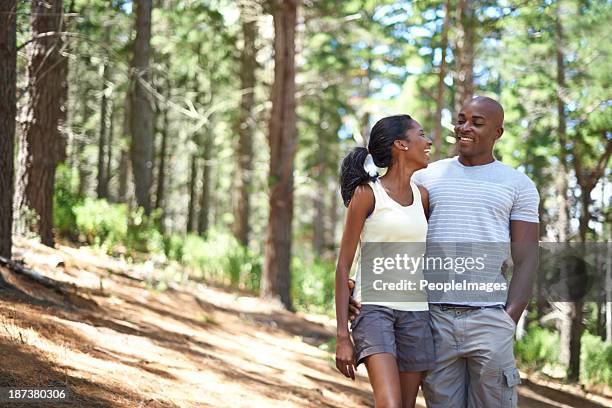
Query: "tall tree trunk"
327 143 340 253
536 197 547 321
76 76 90 197
15 0 66 247
313 106 327 257
572 140 612 357
117 92 130 202
106 100 114 201
96 56 111 199
553 5 580 382
453 0 475 115
129 0 154 214
186 154 198 233
596 249 605 340
197 131 212 237
607 239 612 343
360 49 372 144
233 5 257 247
0 0 17 262
155 83 169 231
118 148 129 202
261 0 298 310
433 0 451 161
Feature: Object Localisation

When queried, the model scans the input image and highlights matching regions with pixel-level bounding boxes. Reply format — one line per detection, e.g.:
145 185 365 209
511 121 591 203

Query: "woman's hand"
335 336 356 380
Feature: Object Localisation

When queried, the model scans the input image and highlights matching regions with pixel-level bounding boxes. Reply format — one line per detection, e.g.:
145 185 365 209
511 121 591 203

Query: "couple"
334 96 540 408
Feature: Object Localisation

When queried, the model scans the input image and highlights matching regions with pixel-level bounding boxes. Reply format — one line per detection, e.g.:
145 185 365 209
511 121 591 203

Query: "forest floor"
0 238 610 408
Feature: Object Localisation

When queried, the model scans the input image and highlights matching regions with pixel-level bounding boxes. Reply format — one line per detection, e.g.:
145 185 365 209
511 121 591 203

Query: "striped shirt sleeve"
510 178 540 223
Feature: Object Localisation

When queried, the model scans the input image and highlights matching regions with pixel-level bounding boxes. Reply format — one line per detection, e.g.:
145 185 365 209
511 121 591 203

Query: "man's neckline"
455 156 498 168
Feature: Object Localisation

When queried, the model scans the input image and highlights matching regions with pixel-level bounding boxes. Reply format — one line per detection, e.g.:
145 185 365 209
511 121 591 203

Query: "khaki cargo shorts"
423 305 521 408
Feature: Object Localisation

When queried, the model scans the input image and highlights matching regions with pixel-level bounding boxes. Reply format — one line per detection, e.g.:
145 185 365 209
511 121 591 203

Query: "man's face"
454 102 503 159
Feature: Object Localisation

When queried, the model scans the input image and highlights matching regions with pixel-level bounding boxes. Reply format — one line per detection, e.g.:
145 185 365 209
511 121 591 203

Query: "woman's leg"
364 353 402 408
399 371 424 408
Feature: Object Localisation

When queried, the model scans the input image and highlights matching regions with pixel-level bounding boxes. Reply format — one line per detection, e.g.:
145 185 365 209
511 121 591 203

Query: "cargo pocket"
501 367 521 408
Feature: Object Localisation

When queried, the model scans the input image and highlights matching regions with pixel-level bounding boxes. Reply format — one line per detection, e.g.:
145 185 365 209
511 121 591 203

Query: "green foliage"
163 234 185 262
176 231 262 291
126 208 164 254
73 199 163 256
515 325 560 370
53 165 81 240
581 332 612 386
516 324 612 386
292 257 335 314
74 198 128 251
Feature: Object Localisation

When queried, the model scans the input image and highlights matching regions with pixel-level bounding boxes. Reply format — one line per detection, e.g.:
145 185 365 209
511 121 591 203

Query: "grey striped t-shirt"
412 156 540 305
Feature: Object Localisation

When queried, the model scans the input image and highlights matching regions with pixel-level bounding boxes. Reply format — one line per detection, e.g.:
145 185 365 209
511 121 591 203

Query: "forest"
0 0 610 407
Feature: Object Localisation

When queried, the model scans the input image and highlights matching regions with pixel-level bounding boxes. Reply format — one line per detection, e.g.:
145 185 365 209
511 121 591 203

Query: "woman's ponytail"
339 114 417 207
340 147 377 207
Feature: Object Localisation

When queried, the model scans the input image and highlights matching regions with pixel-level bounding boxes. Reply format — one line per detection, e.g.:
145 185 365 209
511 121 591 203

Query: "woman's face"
401 121 432 169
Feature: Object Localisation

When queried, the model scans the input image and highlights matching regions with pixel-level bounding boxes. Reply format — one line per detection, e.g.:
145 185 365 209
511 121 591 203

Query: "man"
349 96 540 407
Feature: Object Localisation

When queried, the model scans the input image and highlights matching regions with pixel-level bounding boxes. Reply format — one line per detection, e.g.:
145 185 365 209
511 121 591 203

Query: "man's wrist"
505 303 524 322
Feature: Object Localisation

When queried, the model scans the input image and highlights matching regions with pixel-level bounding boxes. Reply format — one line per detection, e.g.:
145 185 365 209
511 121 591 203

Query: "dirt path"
0 239 609 407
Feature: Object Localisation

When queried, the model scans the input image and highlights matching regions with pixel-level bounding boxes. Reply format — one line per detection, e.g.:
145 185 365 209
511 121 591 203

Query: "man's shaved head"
454 96 505 164
466 96 505 127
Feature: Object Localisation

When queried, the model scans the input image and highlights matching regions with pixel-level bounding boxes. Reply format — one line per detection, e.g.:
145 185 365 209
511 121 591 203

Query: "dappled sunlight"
0 239 378 407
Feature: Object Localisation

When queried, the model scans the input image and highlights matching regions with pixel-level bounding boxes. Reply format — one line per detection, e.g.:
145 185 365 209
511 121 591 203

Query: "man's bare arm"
506 220 539 323
347 279 361 320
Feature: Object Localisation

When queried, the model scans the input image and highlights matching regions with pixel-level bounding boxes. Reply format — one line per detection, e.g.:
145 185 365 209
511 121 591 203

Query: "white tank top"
352 179 429 311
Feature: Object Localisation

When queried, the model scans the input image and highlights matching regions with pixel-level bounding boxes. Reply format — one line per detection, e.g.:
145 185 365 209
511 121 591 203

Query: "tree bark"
117 92 130 202
96 56 111 199
0 0 17 262
327 145 340 253
155 83 170 231
106 99 114 201
233 5 257 247
433 0 451 161
197 131 212 238
607 240 612 343
360 49 372 144
261 0 298 310
554 5 581 382
186 154 198 233
313 106 327 257
76 74 90 197
129 0 154 214
15 0 66 247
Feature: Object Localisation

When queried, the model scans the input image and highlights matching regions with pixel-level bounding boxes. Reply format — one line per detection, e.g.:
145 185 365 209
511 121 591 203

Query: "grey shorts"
350 304 435 372
422 305 521 408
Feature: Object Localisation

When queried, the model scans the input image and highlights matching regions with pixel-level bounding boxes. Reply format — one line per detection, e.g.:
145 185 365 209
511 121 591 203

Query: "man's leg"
422 306 468 408
465 307 521 408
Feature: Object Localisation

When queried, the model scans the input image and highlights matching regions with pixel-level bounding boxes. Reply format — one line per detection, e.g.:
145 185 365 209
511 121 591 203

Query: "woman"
335 114 434 408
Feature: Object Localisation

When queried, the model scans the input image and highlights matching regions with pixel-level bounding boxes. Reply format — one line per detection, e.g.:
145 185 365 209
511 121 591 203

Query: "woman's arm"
335 185 374 379
418 185 429 219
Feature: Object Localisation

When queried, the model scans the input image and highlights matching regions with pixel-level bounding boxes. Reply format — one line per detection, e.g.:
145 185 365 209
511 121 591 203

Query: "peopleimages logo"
372 254 487 275
372 279 507 293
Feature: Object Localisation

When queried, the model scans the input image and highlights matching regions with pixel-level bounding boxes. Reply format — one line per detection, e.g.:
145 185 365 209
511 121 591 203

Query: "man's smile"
457 134 475 144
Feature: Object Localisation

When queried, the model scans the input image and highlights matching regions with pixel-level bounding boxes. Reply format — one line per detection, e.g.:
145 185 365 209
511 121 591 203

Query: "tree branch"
0 256 73 295
17 31 85 52
588 136 612 190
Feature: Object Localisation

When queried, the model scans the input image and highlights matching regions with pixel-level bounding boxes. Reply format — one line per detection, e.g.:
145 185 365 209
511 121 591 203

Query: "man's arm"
505 220 539 323
347 279 361 320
